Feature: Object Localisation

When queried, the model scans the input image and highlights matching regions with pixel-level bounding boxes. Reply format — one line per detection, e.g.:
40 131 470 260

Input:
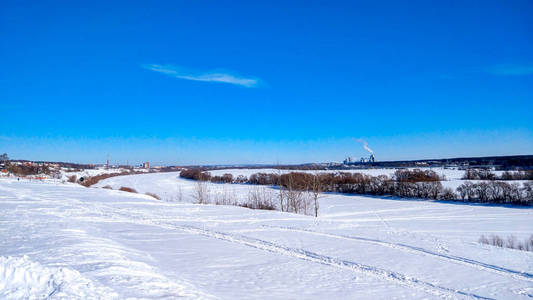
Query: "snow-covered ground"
58 167 147 181
0 166 146 182
2 173 532 299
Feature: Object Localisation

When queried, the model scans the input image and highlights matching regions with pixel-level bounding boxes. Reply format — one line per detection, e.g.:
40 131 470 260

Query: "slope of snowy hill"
1 174 532 299
58 167 147 181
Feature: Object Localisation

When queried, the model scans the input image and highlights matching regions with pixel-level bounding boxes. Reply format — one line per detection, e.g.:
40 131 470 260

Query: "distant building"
143 162 150 169
343 154 376 165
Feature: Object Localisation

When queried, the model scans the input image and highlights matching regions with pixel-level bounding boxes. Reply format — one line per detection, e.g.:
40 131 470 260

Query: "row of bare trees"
181 168 533 206
5 163 51 176
463 168 533 180
183 170 322 216
456 181 533 205
479 234 533 252
275 169 443 200
277 172 319 215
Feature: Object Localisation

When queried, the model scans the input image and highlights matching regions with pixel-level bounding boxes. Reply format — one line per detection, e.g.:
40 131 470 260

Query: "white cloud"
143 64 260 87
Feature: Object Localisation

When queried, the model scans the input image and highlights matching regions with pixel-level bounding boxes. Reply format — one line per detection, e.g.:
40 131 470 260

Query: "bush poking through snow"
214 187 237 206
241 187 276 210
67 175 77 183
119 186 137 193
239 202 276 210
6 164 50 176
192 180 210 204
78 171 141 187
145 192 161 200
102 185 113 189
179 169 211 181
479 234 533 252
439 187 457 200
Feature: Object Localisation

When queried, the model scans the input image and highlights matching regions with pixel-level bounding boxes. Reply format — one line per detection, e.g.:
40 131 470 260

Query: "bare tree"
302 191 313 215
277 166 285 212
310 172 323 217
192 180 210 204
285 172 298 213
523 182 533 204
215 186 236 206
176 184 183 202
244 187 275 210
282 172 312 214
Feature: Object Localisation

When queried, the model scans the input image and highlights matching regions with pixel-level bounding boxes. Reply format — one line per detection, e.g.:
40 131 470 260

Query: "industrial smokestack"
355 138 373 154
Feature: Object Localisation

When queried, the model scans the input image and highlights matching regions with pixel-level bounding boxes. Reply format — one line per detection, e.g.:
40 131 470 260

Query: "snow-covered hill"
1 174 532 299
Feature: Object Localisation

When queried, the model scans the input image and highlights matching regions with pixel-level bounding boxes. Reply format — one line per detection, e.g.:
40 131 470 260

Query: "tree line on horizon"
180 168 533 206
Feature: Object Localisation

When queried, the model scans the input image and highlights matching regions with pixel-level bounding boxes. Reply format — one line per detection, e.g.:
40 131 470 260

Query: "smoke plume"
355 138 373 154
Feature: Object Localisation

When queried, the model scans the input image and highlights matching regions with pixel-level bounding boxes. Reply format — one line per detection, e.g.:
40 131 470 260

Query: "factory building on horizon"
343 154 376 165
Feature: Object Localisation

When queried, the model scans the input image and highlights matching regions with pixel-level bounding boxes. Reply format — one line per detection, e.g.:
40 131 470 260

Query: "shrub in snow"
192 180 210 204
145 192 161 200
439 187 456 200
479 234 533 252
242 187 276 210
67 175 77 183
119 186 137 193
213 187 237 206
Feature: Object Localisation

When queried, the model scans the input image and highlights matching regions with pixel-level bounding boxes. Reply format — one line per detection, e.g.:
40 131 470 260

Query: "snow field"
0 255 115 300
1 172 532 299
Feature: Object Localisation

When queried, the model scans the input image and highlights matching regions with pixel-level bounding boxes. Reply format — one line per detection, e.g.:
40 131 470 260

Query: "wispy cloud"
483 64 533 76
440 63 533 80
142 64 260 88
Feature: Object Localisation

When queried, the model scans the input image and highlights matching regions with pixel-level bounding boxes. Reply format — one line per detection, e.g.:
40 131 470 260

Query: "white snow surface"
2 172 533 299
59 167 143 181
0 255 115 299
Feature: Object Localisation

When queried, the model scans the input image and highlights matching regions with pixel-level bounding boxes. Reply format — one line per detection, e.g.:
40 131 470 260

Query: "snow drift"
0 256 115 299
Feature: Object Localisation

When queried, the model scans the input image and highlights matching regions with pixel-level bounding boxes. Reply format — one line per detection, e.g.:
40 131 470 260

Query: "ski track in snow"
37 195 492 300
172 225 494 300
264 225 533 283
95 206 492 300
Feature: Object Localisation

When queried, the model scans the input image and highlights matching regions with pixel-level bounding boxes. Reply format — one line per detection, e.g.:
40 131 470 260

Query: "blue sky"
1 1 532 165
